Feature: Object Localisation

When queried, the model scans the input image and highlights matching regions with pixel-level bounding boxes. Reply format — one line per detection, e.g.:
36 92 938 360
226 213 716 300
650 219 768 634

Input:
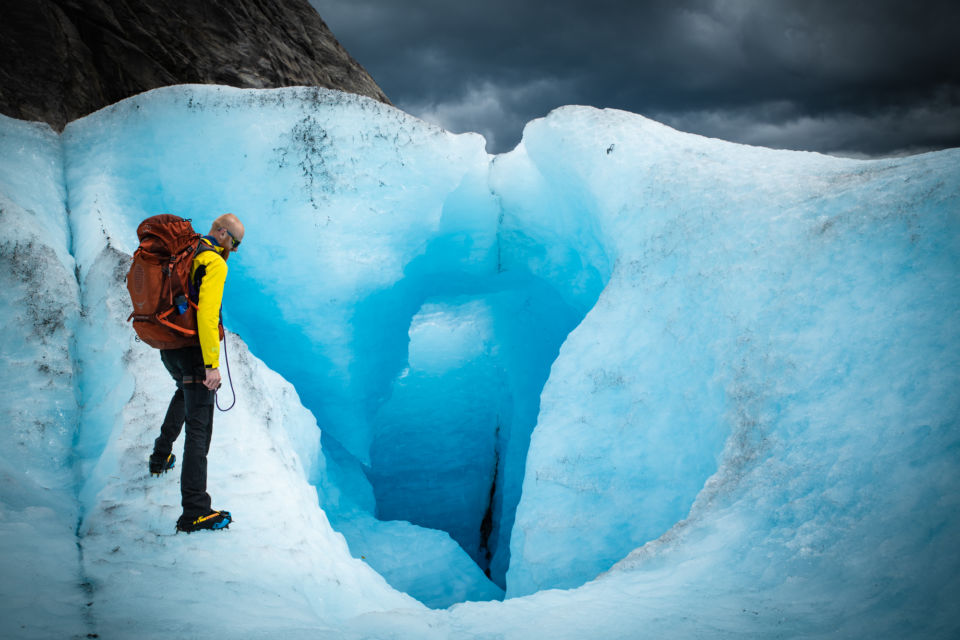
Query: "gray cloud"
313 0 960 154
657 90 960 158
402 78 572 152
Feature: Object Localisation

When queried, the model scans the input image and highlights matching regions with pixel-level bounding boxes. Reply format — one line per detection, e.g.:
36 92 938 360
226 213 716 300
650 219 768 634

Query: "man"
148 213 245 533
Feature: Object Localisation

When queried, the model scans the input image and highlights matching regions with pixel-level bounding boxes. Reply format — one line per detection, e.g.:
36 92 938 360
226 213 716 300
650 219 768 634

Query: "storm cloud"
313 0 960 155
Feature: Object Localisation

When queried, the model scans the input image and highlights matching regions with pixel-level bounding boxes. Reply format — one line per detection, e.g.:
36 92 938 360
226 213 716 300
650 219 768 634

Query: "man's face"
218 225 243 256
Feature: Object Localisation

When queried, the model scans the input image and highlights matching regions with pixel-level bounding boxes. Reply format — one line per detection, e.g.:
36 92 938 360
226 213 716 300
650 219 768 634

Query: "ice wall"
498 108 960 606
0 115 89 638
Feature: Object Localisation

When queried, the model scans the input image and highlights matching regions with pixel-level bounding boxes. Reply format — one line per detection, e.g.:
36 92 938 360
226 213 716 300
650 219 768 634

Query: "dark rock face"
0 0 391 131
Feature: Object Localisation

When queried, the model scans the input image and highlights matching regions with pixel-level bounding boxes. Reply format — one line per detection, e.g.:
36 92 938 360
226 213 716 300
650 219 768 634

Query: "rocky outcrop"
0 0 390 130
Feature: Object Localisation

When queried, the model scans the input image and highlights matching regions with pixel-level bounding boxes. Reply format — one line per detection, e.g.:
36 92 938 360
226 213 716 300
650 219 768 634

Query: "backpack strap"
190 238 227 342
189 237 223 300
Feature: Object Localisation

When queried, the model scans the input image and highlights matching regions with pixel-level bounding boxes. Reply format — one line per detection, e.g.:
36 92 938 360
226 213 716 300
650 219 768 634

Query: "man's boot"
149 452 176 476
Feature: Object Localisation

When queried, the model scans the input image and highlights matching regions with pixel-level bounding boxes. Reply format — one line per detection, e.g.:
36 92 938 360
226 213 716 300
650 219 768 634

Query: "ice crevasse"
0 85 958 638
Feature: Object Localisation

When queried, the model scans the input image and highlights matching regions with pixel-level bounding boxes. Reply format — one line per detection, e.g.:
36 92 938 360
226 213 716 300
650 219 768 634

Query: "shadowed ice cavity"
356 246 597 587
313 153 616 594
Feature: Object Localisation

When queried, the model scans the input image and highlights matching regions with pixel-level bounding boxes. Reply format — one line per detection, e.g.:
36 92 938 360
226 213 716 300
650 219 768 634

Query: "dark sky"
312 0 960 156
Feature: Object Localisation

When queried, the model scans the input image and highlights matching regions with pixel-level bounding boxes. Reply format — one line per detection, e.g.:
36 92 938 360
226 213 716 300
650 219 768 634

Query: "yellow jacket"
191 237 227 368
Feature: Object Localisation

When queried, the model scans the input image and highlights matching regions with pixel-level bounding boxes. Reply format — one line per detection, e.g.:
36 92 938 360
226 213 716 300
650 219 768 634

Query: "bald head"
209 213 245 254
210 213 244 238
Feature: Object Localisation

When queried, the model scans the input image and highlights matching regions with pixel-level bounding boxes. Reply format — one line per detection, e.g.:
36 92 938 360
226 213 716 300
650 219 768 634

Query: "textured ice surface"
0 115 87 639
501 110 960 601
1 86 958 638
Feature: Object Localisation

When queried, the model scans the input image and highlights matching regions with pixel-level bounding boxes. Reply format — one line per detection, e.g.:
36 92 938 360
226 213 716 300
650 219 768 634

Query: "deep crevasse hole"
265 207 620 606
366 272 590 591
241 212 728 607
303 214 608 603
369 297 505 571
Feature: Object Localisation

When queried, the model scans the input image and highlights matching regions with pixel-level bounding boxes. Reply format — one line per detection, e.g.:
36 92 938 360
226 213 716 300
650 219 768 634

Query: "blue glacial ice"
0 84 958 638
0 116 87 638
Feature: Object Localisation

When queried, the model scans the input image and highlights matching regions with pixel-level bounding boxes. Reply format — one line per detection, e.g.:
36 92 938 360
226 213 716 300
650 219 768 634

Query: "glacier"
0 85 958 638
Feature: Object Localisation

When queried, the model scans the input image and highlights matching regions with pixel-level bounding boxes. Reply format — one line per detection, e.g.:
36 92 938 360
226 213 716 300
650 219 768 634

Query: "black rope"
216 331 237 412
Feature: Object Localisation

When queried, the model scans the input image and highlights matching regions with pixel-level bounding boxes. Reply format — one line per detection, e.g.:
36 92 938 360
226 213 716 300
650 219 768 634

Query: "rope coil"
216 332 237 411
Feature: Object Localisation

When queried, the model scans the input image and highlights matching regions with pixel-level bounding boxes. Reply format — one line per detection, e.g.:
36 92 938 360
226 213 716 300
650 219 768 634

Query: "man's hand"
204 368 222 390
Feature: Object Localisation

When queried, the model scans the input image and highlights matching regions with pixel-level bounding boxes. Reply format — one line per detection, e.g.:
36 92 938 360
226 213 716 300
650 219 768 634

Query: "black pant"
154 346 216 517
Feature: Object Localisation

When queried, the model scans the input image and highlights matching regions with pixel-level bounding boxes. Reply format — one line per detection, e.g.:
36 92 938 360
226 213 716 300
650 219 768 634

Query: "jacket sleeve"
196 252 227 368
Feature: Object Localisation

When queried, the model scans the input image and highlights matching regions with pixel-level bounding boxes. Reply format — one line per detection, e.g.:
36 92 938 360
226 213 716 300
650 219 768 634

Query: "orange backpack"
126 214 203 349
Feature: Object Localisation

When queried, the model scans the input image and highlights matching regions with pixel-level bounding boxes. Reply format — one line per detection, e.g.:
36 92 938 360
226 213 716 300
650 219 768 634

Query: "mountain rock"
0 0 390 131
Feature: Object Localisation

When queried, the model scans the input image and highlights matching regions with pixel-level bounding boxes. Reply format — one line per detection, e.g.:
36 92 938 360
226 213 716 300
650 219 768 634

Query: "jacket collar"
201 235 226 255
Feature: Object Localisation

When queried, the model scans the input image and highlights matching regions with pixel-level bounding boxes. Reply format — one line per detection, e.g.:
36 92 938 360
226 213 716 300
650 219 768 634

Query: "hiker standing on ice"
144 213 245 533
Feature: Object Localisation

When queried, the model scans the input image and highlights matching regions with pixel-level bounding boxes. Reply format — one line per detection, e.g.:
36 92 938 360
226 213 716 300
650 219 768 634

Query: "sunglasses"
222 227 241 249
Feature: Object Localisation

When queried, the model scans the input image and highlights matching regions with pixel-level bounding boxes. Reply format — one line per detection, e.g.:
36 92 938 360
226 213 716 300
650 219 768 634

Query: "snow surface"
1 85 958 638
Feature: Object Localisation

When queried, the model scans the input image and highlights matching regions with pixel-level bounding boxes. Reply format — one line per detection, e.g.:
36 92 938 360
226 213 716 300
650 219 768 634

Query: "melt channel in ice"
0 84 958 638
